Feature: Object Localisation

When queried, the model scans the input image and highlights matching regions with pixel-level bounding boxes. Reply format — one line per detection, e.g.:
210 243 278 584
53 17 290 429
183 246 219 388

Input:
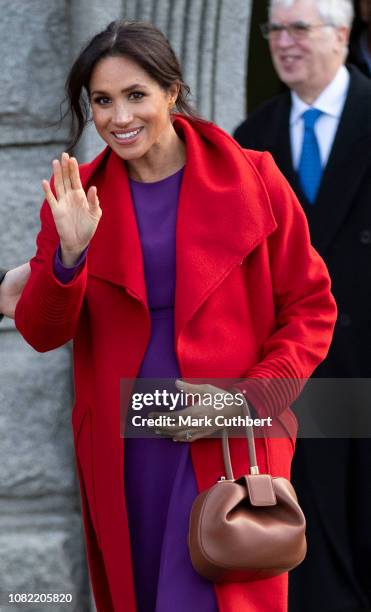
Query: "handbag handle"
221 392 259 481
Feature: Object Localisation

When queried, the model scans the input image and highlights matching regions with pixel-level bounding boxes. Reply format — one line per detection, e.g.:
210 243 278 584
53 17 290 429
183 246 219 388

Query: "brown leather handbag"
188 397 307 583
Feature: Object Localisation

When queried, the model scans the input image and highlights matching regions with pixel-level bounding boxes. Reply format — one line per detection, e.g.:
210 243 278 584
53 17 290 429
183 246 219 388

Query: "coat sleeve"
15 195 87 352
234 151 337 418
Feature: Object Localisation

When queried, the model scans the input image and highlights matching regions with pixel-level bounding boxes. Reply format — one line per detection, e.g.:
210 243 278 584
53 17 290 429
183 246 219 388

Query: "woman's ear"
168 82 181 108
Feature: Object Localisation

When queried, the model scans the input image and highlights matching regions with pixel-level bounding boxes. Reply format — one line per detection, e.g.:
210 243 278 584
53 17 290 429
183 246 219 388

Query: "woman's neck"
126 124 186 183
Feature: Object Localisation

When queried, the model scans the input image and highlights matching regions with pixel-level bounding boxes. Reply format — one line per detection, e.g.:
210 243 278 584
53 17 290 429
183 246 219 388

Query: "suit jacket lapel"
307 68 371 254
270 71 371 255
266 94 310 206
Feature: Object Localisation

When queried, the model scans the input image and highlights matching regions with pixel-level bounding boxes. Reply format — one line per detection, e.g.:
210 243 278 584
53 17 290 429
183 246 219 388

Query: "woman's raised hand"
42 152 102 266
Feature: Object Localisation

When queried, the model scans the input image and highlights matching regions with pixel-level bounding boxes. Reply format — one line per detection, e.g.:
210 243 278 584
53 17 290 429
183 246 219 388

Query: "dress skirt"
122 169 218 611
124 308 218 611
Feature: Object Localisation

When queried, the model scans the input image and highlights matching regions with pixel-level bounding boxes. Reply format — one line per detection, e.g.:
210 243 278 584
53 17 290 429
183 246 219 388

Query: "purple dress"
54 169 218 612
124 170 218 612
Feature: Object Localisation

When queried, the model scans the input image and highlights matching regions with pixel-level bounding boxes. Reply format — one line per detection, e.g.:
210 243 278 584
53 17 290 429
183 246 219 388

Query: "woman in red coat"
15 20 336 612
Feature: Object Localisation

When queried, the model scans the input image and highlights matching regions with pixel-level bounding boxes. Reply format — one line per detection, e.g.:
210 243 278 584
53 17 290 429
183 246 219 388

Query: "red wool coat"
15 116 336 612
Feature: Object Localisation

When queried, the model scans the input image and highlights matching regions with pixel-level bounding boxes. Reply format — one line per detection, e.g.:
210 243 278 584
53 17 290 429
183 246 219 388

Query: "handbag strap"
221 392 260 481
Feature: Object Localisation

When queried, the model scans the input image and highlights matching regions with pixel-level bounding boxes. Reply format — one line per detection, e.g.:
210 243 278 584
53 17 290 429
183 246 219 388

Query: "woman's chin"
111 141 147 161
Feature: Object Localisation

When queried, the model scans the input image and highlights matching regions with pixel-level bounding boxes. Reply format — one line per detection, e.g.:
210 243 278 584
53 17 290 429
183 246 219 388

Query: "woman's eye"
93 97 111 105
129 91 145 101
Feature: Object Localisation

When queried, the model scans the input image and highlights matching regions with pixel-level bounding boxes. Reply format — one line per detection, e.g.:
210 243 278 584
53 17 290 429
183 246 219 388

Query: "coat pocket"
72 403 101 546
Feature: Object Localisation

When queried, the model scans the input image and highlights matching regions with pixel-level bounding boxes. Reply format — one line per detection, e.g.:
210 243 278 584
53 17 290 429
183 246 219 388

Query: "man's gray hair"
269 0 354 29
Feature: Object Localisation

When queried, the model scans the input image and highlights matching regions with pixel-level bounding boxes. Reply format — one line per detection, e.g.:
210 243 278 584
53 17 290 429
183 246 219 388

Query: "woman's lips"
111 127 144 145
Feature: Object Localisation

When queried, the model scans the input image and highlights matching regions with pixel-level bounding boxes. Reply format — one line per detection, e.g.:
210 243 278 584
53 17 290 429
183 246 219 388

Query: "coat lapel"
304 67 371 254
269 95 297 185
80 148 148 307
269 71 371 255
173 117 277 342
264 94 311 205
77 117 278 343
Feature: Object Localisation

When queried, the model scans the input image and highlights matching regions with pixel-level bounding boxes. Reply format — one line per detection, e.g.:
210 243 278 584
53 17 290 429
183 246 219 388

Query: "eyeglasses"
260 21 334 41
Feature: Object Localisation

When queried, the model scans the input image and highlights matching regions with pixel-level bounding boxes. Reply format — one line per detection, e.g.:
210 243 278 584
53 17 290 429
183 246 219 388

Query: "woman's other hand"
148 380 244 442
0 263 31 318
42 152 102 266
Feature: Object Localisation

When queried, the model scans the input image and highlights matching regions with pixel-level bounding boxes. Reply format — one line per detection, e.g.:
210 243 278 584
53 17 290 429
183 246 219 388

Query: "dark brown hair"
62 20 199 151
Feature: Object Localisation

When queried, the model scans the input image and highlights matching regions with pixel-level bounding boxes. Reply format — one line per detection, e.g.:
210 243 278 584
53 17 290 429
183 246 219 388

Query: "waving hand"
42 152 102 266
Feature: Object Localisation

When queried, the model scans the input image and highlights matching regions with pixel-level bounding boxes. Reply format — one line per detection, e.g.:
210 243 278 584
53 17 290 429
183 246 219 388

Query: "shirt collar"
290 65 350 126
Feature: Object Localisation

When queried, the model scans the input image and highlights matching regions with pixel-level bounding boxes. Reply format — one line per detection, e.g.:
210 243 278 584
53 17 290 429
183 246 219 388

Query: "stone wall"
0 1 90 610
0 1 251 609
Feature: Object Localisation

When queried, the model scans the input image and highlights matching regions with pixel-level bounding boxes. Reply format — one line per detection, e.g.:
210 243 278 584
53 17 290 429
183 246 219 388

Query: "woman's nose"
112 104 134 125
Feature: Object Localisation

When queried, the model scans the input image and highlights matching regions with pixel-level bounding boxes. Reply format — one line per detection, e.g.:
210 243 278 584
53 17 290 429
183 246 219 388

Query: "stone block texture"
0 146 66 268
0 0 70 146
0 519 89 612
0 1 251 610
123 0 252 132
0 332 90 609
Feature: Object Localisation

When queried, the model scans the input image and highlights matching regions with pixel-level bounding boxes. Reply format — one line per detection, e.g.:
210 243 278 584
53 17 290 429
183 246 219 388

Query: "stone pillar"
124 0 252 132
0 1 89 610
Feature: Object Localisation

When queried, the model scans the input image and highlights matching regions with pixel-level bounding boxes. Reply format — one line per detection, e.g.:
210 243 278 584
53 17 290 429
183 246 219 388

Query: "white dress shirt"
290 65 350 170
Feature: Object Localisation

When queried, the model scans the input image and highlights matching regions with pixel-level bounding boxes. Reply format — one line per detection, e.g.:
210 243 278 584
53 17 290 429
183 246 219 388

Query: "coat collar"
79 116 277 337
80 149 148 305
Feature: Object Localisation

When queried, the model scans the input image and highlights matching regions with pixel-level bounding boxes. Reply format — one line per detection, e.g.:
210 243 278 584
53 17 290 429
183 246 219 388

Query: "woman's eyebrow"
90 83 148 96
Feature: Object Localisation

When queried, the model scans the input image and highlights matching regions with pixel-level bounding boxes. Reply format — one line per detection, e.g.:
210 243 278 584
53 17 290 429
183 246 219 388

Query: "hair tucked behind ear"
59 20 200 152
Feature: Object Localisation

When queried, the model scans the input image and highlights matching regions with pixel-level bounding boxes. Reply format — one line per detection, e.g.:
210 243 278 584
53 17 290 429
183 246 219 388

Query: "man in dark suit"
234 0 371 610
0 264 30 321
349 0 371 76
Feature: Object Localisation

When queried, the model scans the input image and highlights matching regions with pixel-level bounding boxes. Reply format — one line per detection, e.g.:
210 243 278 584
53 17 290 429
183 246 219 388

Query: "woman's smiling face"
89 55 178 162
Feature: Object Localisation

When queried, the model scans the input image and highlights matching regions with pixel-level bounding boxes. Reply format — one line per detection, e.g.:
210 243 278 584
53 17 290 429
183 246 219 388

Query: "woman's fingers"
42 180 58 210
172 431 204 442
52 159 65 200
148 402 218 441
69 157 83 190
61 152 72 191
175 379 216 394
87 186 102 217
147 404 200 433
171 425 213 442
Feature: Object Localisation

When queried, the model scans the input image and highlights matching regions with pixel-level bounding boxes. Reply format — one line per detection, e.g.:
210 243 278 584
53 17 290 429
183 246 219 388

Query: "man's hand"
0 263 31 318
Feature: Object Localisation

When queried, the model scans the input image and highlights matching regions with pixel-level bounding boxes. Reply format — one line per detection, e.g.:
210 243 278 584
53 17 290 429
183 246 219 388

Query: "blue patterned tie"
298 108 323 204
